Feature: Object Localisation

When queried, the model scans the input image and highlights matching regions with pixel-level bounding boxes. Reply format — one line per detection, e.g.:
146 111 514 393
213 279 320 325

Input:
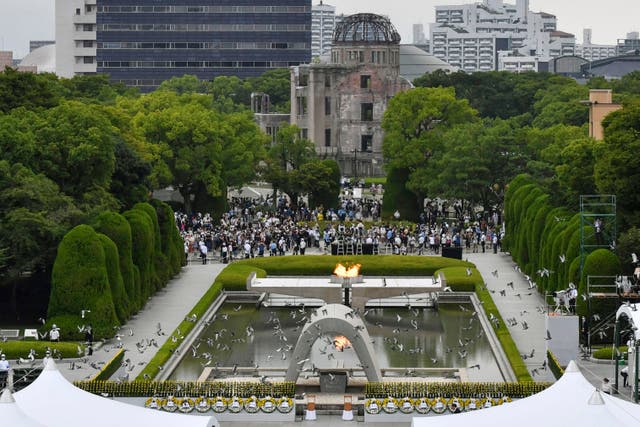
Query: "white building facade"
429 0 575 72
55 0 97 78
576 29 617 62
311 1 340 59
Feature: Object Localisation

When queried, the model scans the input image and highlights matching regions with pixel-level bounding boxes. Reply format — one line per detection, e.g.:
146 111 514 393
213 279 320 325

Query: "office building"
312 1 340 59
56 0 311 90
617 32 640 55
429 0 575 72
576 29 617 62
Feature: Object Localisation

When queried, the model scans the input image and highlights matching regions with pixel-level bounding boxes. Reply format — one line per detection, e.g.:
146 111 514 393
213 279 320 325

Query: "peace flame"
333 263 361 278
333 335 351 351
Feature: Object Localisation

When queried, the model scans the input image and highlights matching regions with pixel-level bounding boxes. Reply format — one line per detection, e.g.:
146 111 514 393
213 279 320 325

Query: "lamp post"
352 148 358 182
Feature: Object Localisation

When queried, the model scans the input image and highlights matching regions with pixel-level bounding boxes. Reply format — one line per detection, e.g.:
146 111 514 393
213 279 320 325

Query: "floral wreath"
364 399 382 414
162 396 179 412
211 396 228 413
144 397 161 410
466 397 479 411
447 397 464 413
414 397 431 414
499 395 512 405
276 396 294 413
228 396 243 413
382 397 399 414
260 396 277 413
177 397 195 413
244 396 260 413
431 397 447 414
398 397 414 414
195 396 211 413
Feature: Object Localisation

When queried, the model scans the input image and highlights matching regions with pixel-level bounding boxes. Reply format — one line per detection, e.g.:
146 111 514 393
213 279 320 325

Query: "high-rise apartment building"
56 0 311 91
311 1 339 59
429 0 575 72
55 0 98 78
575 29 617 62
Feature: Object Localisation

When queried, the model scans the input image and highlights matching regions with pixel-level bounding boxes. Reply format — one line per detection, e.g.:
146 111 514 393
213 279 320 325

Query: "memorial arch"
285 304 382 382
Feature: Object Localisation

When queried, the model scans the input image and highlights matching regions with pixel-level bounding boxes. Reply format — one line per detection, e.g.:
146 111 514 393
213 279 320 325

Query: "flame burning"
333 263 361 278
333 335 351 351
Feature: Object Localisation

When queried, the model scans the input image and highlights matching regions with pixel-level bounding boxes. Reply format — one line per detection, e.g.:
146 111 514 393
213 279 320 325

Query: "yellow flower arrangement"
244 396 260 413
211 396 227 413
431 397 447 414
228 396 243 413
276 396 294 413
260 396 277 413
144 397 161 410
364 398 382 414
194 396 211 412
177 397 195 413
414 397 431 414
447 397 464 413
398 397 414 414
466 397 479 411
161 396 179 412
382 397 399 414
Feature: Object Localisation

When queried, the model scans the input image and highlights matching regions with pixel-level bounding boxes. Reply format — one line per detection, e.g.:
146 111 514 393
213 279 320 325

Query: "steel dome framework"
333 13 401 45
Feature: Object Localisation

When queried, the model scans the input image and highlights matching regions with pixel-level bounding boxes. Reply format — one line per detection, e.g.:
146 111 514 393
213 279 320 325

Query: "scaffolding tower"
579 195 616 274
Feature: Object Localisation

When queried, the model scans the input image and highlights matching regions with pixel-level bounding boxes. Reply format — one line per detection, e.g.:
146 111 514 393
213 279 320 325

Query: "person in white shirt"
49 325 60 342
299 238 306 255
0 354 10 371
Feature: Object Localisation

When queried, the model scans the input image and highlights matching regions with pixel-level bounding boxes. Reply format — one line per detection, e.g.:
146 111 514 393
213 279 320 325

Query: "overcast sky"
1 0 638 59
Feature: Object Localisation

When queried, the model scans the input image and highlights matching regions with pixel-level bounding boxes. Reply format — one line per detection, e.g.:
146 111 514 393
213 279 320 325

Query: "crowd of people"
175 188 504 263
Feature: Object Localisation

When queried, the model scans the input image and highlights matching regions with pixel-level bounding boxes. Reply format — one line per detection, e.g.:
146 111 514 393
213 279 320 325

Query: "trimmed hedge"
48 224 120 339
92 348 125 381
504 174 620 297
92 211 137 314
592 346 628 360
0 341 82 359
577 249 621 316
151 199 184 275
123 208 155 302
381 167 419 221
98 234 129 323
547 350 565 380
134 202 167 290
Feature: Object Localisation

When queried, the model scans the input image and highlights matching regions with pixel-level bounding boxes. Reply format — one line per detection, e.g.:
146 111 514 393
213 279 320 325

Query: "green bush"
592 346 628 360
133 202 166 290
151 199 184 275
436 266 479 292
123 209 154 304
92 211 138 313
48 224 119 339
0 341 82 359
98 234 129 323
578 249 621 315
546 350 565 379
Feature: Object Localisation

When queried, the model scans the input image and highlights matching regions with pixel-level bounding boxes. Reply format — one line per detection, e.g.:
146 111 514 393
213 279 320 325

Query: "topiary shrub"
97 233 129 323
133 202 166 290
124 209 154 305
577 249 621 316
151 199 184 276
92 211 138 313
48 224 119 339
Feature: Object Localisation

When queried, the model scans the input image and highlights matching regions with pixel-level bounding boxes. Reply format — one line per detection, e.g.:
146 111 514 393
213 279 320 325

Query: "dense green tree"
382 86 478 202
246 68 291 112
299 159 341 210
594 103 640 228
263 123 317 209
158 74 209 95
0 67 61 112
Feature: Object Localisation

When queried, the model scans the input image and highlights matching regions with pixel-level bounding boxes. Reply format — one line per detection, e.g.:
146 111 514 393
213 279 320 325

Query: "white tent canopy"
0 388 49 427
14 359 218 427
412 361 640 427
